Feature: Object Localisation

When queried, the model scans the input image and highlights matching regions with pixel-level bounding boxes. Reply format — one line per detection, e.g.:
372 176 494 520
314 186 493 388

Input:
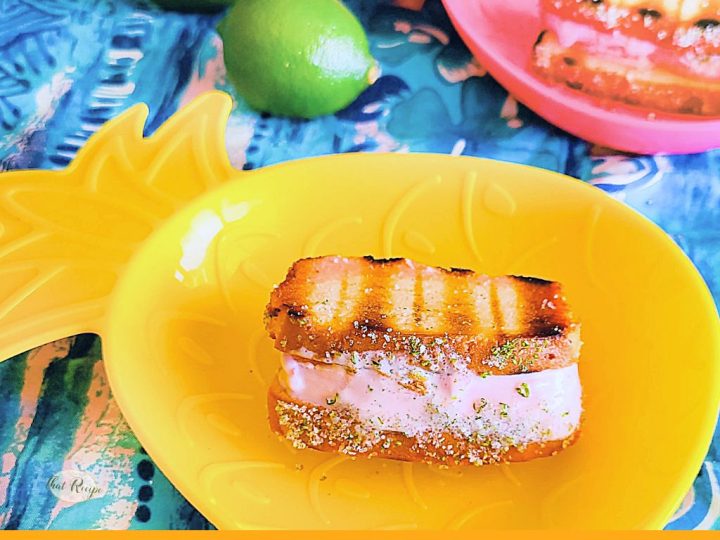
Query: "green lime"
218 0 377 118
152 0 233 12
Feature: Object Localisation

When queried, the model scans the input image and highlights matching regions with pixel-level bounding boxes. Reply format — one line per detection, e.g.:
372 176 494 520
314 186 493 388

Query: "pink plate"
442 0 720 154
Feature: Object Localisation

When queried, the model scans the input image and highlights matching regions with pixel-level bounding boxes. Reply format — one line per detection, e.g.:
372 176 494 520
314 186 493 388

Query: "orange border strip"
1 531 713 538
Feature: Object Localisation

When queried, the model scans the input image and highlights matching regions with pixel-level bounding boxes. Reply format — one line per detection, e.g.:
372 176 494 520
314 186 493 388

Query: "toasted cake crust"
265 256 580 376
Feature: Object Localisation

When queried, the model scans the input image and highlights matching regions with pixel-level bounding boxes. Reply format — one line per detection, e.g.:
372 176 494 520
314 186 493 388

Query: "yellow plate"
0 92 718 529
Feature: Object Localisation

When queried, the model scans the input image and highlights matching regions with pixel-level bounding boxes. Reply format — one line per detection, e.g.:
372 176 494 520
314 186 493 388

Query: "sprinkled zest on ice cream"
278 351 582 464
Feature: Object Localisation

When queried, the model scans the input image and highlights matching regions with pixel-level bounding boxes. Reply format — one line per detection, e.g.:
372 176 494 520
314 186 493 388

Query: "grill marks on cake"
412 270 423 328
358 264 390 333
266 257 574 362
338 267 363 326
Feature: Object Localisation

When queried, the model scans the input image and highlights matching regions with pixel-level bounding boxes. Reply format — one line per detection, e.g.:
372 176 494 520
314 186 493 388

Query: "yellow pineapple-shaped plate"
0 91 717 530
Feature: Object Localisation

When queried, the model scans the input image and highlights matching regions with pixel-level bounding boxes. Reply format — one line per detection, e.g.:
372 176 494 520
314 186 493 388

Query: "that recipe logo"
47 470 104 503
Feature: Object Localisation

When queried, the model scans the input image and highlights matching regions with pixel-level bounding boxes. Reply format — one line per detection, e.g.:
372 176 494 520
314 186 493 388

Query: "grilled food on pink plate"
264 256 583 466
532 0 720 115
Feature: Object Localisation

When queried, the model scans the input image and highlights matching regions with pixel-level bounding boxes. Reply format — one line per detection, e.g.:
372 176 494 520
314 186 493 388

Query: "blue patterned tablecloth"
0 0 718 530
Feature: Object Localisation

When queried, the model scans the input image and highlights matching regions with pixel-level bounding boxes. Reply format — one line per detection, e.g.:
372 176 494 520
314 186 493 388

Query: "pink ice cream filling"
281 352 582 445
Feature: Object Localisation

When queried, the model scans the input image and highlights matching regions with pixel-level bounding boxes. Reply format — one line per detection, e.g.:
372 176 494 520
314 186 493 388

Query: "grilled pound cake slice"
266 256 581 375
532 0 720 115
265 256 582 466
533 29 720 115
